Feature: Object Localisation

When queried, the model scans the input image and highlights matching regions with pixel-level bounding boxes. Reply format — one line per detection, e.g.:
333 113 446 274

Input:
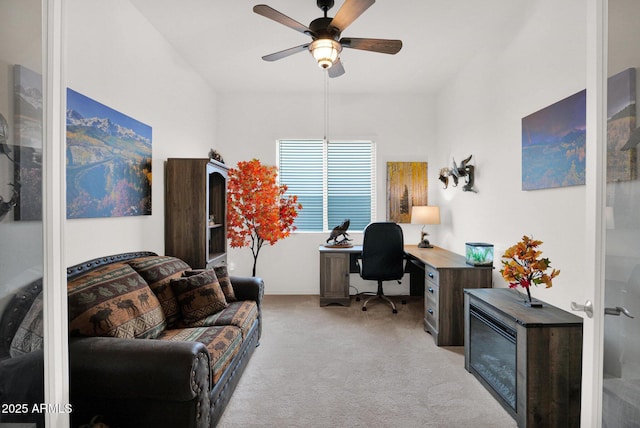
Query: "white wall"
216 91 435 294
435 0 587 306
434 0 597 424
64 0 217 265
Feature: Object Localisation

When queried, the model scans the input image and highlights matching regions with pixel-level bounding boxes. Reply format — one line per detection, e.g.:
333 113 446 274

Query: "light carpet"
217 295 517 428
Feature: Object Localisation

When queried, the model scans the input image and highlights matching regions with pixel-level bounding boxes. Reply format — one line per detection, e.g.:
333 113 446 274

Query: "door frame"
43 0 69 426
585 0 607 425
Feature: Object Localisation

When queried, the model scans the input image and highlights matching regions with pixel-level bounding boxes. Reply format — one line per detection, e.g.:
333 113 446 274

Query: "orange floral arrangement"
227 159 302 276
500 235 560 304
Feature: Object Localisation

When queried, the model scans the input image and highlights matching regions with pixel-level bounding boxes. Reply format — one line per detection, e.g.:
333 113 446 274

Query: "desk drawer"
425 287 439 330
425 303 438 326
425 266 439 285
424 281 440 308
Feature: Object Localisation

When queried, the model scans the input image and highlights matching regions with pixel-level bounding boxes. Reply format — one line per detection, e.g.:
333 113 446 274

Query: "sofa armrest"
230 276 264 305
69 336 210 402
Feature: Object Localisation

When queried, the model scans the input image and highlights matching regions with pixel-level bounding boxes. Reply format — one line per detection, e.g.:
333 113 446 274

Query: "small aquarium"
465 243 494 266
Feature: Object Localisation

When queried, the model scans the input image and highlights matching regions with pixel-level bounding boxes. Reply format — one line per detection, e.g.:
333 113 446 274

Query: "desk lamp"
411 206 440 248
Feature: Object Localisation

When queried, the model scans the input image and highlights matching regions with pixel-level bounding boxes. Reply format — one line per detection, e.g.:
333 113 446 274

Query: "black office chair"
356 222 406 313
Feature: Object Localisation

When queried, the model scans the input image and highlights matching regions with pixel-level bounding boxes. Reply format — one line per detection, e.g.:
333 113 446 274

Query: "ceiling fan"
253 0 403 78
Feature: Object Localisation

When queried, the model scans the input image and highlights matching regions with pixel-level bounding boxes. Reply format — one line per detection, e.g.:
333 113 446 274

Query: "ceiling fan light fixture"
309 38 341 69
255 0 402 77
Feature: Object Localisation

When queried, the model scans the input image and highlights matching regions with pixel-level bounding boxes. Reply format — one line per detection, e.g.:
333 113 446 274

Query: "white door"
602 1 640 425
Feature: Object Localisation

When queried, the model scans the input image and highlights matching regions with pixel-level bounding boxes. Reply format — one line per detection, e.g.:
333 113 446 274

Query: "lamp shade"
411 206 440 225
309 38 341 69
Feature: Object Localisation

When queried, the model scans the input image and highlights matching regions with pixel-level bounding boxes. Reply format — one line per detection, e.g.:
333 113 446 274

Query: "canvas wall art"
607 67 637 182
13 65 43 221
66 89 152 219
521 90 586 191
387 161 428 223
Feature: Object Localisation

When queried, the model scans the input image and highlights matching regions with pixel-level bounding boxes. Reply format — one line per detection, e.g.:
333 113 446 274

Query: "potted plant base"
523 287 543 307
524 299 543 308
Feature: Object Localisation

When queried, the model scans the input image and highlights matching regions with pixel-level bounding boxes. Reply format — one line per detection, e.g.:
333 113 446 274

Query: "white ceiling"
129 0 529 95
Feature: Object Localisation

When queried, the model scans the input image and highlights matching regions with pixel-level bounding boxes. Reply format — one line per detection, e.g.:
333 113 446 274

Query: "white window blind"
278 139 375 232
278 140 324 232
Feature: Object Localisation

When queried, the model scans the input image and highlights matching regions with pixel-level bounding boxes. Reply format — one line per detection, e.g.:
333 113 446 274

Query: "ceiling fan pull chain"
324 70 329 142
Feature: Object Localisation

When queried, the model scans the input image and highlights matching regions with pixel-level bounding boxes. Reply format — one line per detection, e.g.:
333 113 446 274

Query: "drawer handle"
428 308 434 315
428 287 434 294
428 272 434 278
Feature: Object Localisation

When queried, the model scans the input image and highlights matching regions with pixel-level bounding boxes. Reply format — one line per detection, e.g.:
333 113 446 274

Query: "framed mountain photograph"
66 89 152 219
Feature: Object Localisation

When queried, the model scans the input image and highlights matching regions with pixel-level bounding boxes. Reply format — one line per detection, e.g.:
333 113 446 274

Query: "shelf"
165 158 228 269
207 252 226 267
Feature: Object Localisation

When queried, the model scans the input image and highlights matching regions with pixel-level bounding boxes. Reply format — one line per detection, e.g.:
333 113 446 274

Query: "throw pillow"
9 292 43 357
128 256 191 328
68 263 166 339
213 265 237 303
183 266 237 303
170 269 228 324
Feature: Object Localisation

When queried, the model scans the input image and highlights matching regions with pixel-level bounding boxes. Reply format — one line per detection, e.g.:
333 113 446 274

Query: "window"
277 140 376 232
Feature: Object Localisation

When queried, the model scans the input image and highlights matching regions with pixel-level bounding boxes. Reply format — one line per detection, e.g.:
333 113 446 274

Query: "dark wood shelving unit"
165 158 229 269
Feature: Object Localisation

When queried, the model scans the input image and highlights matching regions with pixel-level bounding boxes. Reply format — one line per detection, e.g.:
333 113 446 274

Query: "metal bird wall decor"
438 154 477 193
326 218 351 246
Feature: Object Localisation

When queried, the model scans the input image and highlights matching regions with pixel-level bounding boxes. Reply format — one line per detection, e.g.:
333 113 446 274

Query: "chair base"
357 280 406 314
362 294 399 313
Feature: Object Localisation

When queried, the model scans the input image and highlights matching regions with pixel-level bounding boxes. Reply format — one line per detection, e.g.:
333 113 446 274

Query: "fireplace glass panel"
469 305 517 410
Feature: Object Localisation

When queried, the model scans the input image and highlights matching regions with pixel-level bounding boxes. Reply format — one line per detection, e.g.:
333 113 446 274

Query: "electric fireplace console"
464 288 583 428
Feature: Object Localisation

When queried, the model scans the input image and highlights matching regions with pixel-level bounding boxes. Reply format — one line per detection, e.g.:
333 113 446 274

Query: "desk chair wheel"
393 308 398 314
362 306 366 311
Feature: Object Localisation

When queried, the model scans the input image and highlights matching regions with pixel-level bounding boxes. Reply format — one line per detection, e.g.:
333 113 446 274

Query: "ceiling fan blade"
253 5 313 35
328 58 345 78
329 0 375 33
262 44 310 62
340 37 402 54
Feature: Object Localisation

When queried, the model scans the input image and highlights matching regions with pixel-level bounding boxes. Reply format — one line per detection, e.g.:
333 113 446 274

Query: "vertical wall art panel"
386 161 428 223
66 89 152 219
13 65 43 220
521 90 586 191
607 67 637 182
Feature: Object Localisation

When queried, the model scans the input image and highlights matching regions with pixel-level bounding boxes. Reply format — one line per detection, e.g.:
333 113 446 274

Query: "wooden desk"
318 244 422 307
318 245 362 307
405 245 493 346
319 245 493 346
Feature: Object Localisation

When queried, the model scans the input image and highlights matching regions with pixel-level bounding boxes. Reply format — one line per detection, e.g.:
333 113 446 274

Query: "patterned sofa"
0 251 263 428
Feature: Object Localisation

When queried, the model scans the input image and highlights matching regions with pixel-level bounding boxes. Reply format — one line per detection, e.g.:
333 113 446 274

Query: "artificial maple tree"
500 235 560 304
227 159 302 276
